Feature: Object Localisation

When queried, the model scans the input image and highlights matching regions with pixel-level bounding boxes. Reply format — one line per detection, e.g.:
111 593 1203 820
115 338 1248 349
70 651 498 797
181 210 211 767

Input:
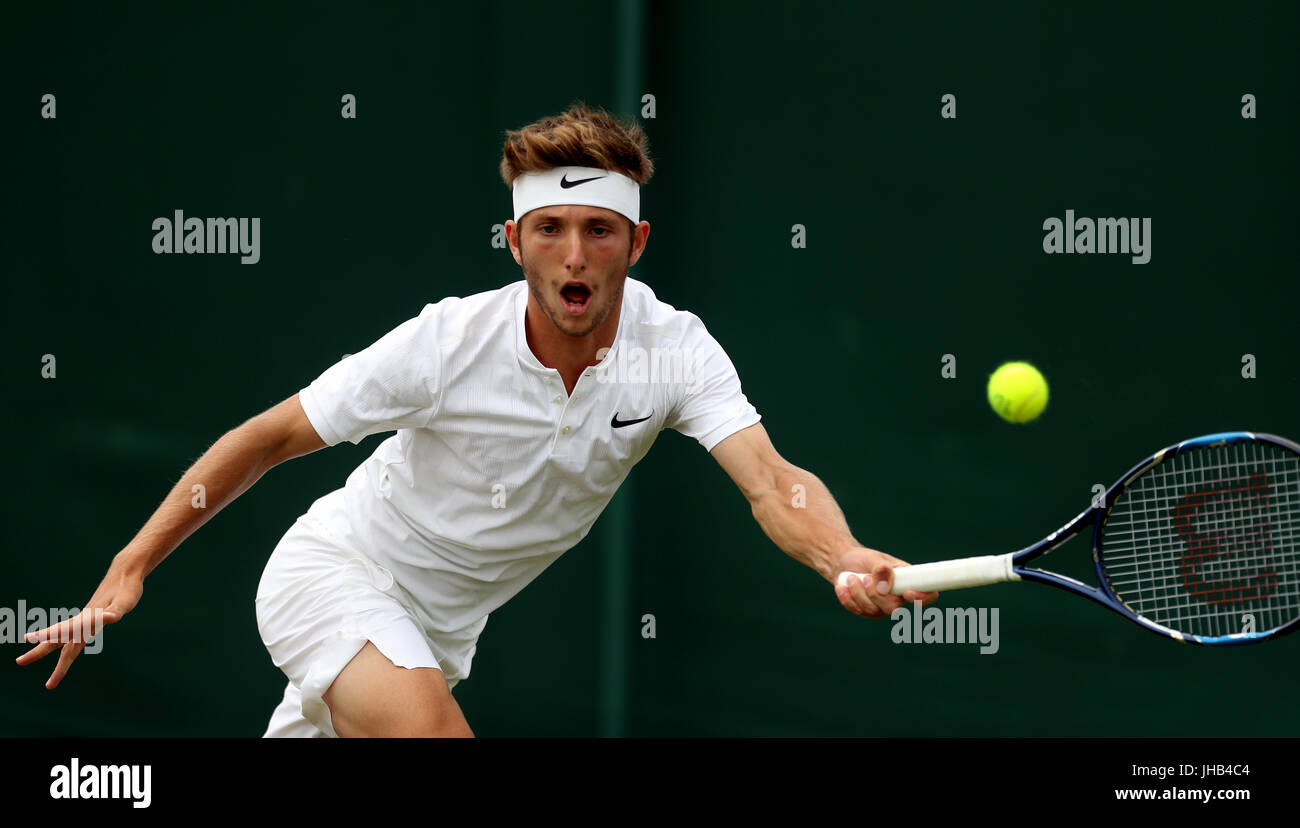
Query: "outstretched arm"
16 393 327 688
709 423 937 618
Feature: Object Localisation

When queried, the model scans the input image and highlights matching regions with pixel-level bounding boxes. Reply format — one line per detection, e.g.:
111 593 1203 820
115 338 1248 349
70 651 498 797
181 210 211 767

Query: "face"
508 205 649 338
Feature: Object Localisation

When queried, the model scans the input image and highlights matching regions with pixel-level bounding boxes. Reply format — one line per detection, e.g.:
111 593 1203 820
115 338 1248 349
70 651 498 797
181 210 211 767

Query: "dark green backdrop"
3 0 1296 737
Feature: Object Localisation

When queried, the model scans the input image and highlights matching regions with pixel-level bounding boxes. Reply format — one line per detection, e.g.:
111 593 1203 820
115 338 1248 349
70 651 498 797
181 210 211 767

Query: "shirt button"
562 426 571 434
553 395 563 404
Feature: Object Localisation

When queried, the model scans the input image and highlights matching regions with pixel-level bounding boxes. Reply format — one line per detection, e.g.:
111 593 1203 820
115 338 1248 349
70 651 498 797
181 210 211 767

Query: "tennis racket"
839 431 1300 645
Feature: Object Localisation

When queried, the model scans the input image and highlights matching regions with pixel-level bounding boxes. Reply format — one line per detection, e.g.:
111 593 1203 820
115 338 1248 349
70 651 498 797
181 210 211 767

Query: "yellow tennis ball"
987 362 1049 424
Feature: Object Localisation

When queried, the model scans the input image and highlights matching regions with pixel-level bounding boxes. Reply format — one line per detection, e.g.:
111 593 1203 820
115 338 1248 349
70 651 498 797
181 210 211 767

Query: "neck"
524 294 623 392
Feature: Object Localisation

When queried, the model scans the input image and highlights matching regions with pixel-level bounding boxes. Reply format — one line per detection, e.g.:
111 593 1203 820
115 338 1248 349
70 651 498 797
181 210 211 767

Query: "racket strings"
1099 440 1300 638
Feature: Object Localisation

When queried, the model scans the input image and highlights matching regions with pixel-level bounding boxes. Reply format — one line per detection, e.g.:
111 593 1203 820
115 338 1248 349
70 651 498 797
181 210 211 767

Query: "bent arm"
116 393 326 580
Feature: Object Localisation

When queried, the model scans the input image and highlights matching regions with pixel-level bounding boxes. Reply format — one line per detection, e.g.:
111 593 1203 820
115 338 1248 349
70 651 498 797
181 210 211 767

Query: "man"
18 104 936 737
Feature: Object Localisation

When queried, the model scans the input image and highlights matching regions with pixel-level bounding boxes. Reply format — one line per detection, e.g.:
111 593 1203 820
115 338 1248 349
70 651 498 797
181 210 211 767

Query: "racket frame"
1008 431 1300 646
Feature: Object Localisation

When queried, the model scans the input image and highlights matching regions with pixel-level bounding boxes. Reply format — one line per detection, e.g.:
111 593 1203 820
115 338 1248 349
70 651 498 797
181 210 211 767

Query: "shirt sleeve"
298 304 443 446
664 316 762 452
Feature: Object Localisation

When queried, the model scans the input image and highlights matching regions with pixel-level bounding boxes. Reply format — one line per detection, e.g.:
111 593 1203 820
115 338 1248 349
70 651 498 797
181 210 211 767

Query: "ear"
628 220 651 267
505 219 523 265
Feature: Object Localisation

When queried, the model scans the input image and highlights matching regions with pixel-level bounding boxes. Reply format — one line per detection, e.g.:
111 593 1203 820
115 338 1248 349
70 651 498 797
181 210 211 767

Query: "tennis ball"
987 361 1048 424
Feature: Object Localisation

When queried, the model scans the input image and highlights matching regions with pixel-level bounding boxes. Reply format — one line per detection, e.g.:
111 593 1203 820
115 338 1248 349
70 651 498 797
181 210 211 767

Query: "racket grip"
838 554 1018 595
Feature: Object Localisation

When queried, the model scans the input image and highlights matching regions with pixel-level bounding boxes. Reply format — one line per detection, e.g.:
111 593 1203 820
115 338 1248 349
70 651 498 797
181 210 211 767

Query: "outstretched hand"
834 546 938 618
14 556 143 689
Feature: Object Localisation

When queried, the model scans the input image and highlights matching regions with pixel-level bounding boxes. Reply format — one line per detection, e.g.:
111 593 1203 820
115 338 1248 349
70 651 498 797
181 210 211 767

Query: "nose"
563 232 586 271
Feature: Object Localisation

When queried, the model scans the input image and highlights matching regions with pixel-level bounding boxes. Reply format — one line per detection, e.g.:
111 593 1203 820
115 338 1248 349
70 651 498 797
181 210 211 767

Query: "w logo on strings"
1173 472 1277 605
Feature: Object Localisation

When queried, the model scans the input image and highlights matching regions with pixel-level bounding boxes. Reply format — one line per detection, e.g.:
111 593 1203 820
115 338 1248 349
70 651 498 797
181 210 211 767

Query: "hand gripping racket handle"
838 553 1019 595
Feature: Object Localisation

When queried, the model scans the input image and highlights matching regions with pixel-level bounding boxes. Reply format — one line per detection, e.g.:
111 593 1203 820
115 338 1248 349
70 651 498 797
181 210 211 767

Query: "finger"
902 589 940 607
45 642 86 691
24 610 87 645
81 607 115 636
837 574 883 618
834 585 856 615
14 640 62 666
25 607 113 646
867 564 905 615
24 619 71 645
842 571 873 616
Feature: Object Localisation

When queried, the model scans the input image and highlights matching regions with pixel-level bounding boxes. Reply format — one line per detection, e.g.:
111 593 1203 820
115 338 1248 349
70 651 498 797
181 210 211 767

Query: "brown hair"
500 102 653 189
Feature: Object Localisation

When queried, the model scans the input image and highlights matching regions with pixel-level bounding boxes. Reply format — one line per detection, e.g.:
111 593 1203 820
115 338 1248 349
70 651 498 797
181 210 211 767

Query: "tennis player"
18 104 936 737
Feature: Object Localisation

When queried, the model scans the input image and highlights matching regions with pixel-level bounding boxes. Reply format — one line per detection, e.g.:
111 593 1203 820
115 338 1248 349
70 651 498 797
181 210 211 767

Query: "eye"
590 226 610 237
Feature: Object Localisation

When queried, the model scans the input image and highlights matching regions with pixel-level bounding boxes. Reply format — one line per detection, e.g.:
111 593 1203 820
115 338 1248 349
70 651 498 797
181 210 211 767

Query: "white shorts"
255 515 460 738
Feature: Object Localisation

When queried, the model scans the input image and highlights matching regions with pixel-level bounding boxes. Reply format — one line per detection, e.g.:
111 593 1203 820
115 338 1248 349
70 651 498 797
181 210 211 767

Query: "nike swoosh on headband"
560 174 607 189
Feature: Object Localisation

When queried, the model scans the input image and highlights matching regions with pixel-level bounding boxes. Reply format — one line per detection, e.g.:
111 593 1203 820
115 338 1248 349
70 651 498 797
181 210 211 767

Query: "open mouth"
559 282 593 315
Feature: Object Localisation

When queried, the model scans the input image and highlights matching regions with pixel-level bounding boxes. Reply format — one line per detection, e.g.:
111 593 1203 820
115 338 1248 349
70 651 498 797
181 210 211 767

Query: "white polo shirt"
294 277 760 675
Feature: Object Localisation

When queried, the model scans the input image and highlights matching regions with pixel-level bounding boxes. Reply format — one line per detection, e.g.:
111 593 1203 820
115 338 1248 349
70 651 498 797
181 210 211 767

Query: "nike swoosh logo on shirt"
611 412 653 428
560 174 606 188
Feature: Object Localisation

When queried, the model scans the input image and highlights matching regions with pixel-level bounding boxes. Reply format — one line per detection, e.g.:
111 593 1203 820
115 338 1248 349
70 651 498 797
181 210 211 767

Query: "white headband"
512 166 640 225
